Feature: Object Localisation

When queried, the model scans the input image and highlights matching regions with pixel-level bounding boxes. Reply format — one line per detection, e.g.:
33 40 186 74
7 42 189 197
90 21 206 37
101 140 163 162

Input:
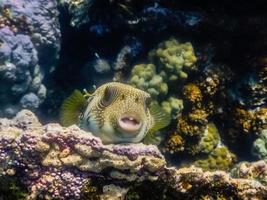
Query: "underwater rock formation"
231 160 267 187
1 110 267 200
0 110 165 199
0 0 60 117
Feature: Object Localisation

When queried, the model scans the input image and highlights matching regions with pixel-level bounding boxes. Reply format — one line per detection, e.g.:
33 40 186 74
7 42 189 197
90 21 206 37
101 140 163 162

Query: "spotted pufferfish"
60 82 170 144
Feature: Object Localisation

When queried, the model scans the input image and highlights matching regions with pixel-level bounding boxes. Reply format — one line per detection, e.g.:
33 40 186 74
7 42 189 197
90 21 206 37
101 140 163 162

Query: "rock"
0 110 266 200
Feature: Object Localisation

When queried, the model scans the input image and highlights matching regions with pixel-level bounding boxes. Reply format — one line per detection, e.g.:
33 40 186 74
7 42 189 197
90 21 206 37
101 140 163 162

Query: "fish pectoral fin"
60 90 87 127
143 102 171 145
143 130 162 145
149 102 171 133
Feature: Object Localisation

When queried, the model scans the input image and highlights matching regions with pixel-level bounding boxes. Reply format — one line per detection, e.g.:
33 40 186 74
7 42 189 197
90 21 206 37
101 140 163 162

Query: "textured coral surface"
0 110 266 200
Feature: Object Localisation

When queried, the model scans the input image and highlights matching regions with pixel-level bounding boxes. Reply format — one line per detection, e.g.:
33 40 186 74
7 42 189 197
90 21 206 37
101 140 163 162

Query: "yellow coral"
233 108 254 133
252 107 267 134
161 97 183 118
164 132 185 154
128 63 168 98
188 123 220 155
183 83 202 103
149 38 197 81
193 146 236 171
177 109 209 137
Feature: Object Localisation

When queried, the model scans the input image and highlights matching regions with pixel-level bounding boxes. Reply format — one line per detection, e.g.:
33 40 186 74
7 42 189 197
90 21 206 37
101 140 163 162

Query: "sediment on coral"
0 110 266 200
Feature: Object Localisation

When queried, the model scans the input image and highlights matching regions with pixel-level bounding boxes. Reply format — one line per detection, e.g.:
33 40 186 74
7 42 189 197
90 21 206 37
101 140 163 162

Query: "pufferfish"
60 82 170 144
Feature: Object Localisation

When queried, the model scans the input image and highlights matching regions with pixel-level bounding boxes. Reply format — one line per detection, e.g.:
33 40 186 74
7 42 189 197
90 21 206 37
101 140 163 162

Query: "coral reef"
230 65 267 108
190 123 220 154
161 97 183 118
0 0 60 117
0 110 165 199
149 38 197 81
192 146 237 171
252 129 267 161
177 108 209 137
1 110 266 199
128 63 168 98
231 160 267 186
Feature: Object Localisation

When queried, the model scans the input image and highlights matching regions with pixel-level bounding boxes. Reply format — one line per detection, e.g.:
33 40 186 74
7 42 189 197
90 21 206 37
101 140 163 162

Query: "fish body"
60 82 170 144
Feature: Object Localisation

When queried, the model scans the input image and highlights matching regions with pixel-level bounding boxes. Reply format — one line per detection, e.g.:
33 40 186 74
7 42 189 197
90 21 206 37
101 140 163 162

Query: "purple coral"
0 0 60 117
0 110 165 199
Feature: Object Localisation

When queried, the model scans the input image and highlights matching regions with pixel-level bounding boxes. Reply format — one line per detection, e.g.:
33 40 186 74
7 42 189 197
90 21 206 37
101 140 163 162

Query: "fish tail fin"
60 90 87 127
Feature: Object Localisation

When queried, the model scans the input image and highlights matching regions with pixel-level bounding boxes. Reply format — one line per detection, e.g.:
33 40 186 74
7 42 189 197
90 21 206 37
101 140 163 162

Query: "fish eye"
121 94 125 100
101 86 116 106
135 97 139 102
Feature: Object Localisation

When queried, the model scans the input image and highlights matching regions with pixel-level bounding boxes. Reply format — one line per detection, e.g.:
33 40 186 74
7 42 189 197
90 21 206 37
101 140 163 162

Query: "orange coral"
177 109 208 137
164 132 185 154
183 83 202 103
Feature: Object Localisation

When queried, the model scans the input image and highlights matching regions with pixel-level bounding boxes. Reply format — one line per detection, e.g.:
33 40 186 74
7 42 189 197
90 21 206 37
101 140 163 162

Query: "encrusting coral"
0 110 266 199
149 38 197 81
192 146 237 171
188 123 220 155
0 110 166 199
231 160 267 186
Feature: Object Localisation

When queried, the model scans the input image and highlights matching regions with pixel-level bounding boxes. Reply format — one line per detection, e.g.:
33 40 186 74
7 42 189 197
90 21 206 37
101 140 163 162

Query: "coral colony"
0 110 266 199
0 0 267 199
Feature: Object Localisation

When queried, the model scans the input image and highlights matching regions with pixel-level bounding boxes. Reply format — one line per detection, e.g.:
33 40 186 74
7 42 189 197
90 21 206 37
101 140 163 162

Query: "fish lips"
117 115 143 136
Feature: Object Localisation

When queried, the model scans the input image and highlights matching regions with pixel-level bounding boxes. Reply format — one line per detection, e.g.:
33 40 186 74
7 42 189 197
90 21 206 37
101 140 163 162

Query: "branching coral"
58 1 203 35
0 110 266 199
149 38 197 81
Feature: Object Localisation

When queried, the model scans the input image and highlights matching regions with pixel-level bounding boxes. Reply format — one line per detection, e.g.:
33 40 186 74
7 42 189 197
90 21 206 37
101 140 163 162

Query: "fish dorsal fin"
149 102 171 133
143 102 171 145
60 90 87 127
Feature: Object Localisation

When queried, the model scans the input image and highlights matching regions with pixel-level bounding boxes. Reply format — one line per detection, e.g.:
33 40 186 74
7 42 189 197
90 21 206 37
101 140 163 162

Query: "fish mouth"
118 115 142 134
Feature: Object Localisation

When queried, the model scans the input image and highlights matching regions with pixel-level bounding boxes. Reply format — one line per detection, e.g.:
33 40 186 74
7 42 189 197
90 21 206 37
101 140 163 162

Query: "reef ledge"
0 110 266 200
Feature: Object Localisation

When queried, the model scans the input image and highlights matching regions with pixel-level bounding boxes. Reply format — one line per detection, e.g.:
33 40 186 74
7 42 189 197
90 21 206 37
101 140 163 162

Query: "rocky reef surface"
0 110 266 200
